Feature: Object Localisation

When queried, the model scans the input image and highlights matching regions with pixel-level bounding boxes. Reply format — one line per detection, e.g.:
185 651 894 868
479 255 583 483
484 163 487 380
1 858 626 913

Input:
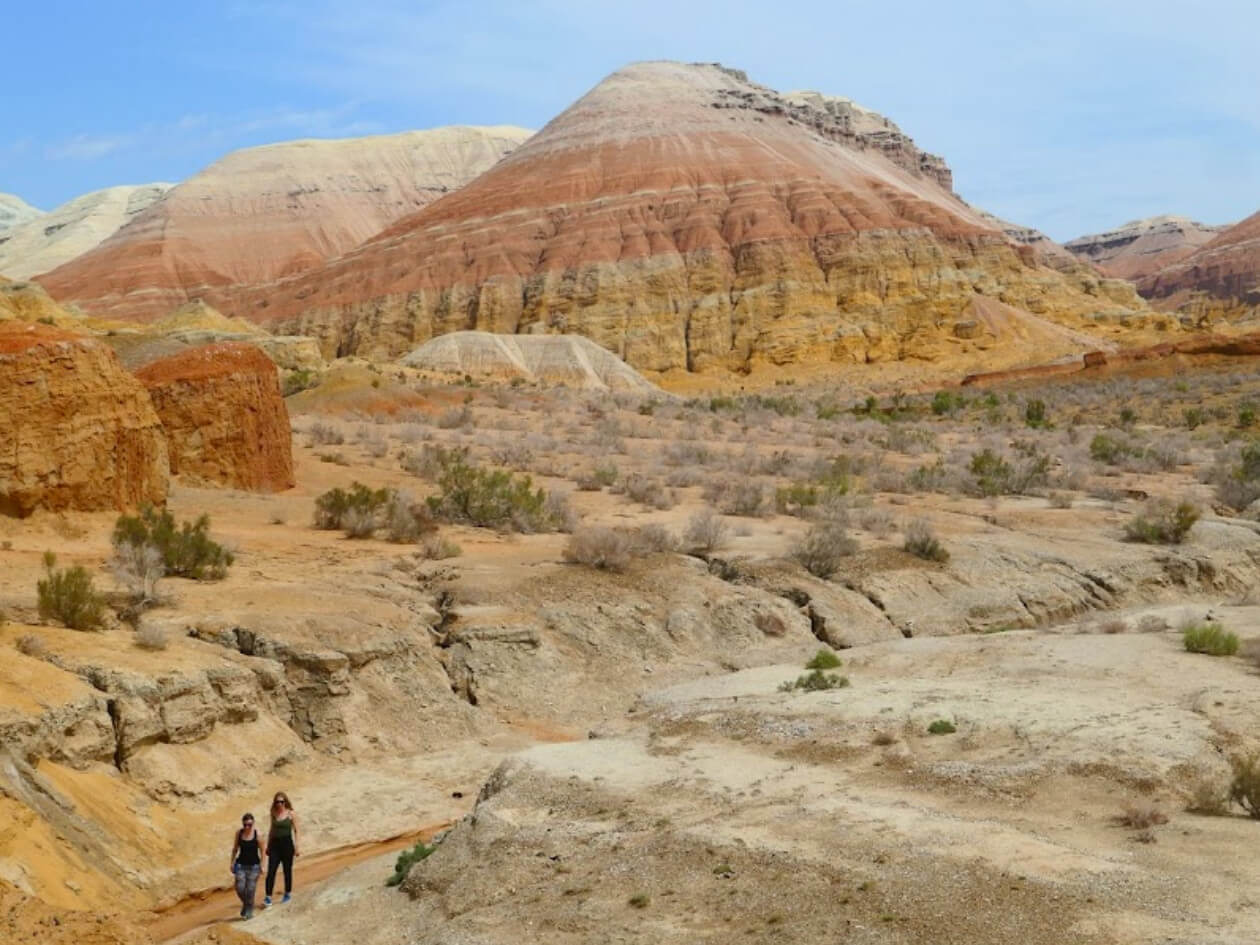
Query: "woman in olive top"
230 812 263 919
263 791 299 906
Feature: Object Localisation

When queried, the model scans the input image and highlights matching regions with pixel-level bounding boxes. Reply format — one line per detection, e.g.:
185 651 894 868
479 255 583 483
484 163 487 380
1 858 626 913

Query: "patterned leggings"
235 865 261 910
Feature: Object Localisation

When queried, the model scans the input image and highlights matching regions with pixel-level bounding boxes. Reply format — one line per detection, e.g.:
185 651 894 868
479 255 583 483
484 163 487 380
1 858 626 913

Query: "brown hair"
269 791 293 824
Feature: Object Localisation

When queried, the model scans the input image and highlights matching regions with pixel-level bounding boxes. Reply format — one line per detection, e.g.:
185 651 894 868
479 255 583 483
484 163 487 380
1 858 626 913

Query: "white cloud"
45 133 132 161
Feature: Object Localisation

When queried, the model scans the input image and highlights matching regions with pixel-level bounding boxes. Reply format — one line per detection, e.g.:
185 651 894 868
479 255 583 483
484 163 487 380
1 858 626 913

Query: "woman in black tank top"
230 813 264 919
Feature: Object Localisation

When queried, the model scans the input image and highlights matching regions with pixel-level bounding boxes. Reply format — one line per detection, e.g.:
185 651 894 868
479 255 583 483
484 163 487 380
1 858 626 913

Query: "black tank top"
237 830 261 867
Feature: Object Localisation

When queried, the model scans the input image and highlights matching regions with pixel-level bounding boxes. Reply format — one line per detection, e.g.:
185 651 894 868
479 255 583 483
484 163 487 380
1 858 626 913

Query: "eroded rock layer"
135 343 294 492
0 184 171 280
239 61 1149 374
0 324 168 516
1065 215 1226 282
401 331 659 391
1139 209 1260 318
38 126 533 321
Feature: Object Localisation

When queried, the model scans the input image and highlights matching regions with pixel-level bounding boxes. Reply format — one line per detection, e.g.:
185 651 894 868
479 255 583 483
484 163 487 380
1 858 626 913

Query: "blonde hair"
269 791 293 823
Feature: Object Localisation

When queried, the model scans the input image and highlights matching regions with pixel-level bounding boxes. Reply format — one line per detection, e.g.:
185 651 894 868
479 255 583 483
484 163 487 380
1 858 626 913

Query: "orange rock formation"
134 343 294 492
1139 209 1260 318
0 323 168 516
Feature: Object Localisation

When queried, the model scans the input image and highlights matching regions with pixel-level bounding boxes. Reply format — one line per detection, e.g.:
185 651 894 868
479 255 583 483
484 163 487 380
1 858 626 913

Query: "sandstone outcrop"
0 184 170 279
38 126 533 321
134 342 294 491
242 61 1151 375
401 331 659 391
1139 209 1260 318
0 276 83 327
1065 215 1226 282
0 323 168 516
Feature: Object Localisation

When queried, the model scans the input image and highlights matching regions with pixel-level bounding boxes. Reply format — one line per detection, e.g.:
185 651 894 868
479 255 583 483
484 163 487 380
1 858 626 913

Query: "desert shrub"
1184 407 1206 430
621 474 675 511
386 841 435 887
436 405 474 429
313 482 391 530
1182 621 1238 656
400 444 459 480
134 622 169 651
308 421 344 445
1090 433 1130 465
792 520 857 578
383 491 438 543
927 719 956 735
420 534 462 560
1240 403 1257 429
113 507 234 580
1136 614 1169 633
1048 490 1074 509
1024 399 1049 428
775 483 820 516
110 541 166 609
660 441 711 467
1124 500 1199 545
804 648 842 670
903 519 948 562
630 523 678 554
1114 805 1168 829
968 447 1049 496
704 479 766 517
543 491 579 533
1099 618 1129 635
931 390 964 416
581 462 619 490
564 526 635 572
778 669 849 692
1230 755 1260 819
281 368 319 397
857 507 895 536
683 508 729 555
1186 775 1231 816
37 552 105 630
15 634 46 657
427 450 554 532
1210 441 1260 511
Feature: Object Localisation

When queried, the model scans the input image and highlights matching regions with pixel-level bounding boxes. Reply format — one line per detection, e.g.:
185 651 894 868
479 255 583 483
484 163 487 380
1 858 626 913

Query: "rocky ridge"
1139 208 1260 319
0 193 42 232
0 184 171 280
240 61 1152 376
37 126 533 321
134 343 295 491
0 323 168 516
1065 215 1226 282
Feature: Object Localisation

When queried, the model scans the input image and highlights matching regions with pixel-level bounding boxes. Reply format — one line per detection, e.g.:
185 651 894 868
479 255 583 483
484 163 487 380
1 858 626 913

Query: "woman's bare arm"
230 830 240 870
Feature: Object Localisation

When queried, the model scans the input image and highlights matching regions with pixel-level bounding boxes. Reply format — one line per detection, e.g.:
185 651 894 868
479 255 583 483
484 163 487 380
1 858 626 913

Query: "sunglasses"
243 820 254 825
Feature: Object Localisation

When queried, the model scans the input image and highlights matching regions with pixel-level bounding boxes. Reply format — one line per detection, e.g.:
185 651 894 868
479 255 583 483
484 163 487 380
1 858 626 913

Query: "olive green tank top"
270 815 294 840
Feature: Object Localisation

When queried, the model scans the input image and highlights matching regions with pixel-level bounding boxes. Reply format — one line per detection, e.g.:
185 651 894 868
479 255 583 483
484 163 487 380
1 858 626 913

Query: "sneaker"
263 896 272 908
281 893 291 904
239 908 247 919
244 909 254 920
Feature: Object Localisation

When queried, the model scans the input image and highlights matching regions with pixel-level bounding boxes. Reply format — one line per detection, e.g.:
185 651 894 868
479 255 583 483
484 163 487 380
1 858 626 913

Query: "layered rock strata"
134 343 294 491
1065 215 1226 282
401 331 659 391
38 126 532 321
0 324 168 516
240 61 1150 374
1139 209 1260 318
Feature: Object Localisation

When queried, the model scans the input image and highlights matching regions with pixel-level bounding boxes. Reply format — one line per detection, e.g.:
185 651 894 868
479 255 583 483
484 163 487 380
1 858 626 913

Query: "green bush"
927 719 956 735
386 840 435 886
1124 500 1199 545
281 368 319 397
1184 407 1206 430
778 669 850 692
1182 621 1239 656
804 648 842 670
1214 441 1260 510
1090 433 1130 465
775 483 820 515
426 448 554 531
1024 399 1048 428
37 552 105 630
113 506 233 580
931 390 964 416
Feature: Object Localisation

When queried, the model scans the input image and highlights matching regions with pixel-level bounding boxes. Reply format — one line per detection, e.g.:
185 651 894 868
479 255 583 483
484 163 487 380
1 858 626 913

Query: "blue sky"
6 0 1258 240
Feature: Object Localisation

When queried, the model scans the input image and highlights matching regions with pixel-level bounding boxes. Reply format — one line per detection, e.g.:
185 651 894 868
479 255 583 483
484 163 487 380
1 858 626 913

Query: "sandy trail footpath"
151 822 452 944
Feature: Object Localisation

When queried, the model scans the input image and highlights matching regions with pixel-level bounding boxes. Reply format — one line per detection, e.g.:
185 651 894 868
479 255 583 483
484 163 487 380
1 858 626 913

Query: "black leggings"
266 837 294 896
